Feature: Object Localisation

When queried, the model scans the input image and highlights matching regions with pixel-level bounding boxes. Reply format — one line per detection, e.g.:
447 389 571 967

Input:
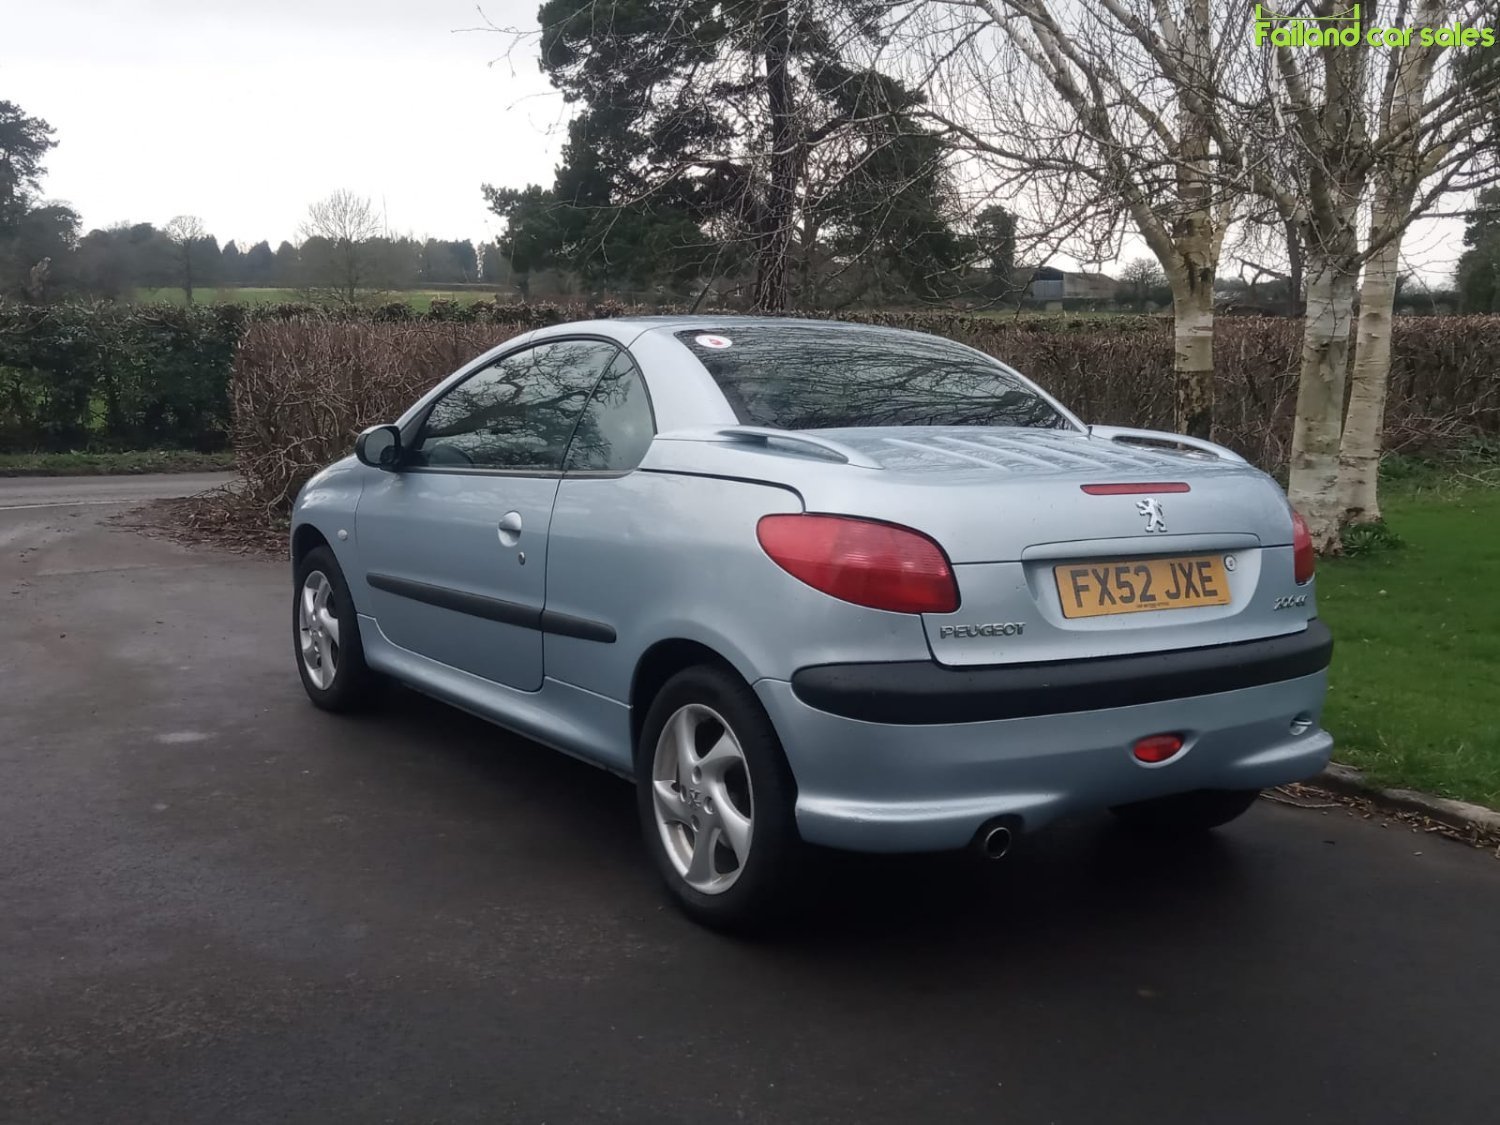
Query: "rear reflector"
1133 734 1185 763
1081 482 1191 495
756 514 959 615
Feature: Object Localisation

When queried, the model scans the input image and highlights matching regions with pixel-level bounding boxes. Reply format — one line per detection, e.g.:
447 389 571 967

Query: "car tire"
293 545 377 713
1109 788 1262 834
635 664 805 932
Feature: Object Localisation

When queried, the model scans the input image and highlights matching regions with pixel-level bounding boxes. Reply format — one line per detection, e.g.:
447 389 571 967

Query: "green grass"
132 287 504 310
0 449 234 476
1318 480 1500 808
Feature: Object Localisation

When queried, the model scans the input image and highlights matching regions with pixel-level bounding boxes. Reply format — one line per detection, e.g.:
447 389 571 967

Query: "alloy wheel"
650 703 755 894
298 569 341 690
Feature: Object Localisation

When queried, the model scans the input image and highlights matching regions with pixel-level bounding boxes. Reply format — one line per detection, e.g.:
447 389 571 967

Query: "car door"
355 337 622 691
537 350 660 702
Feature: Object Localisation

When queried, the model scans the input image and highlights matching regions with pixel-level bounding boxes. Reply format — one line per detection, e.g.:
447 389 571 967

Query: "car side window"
563 351 657 473
411 339 619 471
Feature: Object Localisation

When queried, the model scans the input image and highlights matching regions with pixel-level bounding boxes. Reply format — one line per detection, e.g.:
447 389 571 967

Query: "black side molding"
540 608 617 644
366 573 614 643
790 620 1333 725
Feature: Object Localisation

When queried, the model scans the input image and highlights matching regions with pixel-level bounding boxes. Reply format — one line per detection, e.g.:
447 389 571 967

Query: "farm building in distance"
1022 267 1123 305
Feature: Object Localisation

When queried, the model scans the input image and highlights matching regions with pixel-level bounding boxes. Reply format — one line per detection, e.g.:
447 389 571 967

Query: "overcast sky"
2 0 1469 283
4 0 566 247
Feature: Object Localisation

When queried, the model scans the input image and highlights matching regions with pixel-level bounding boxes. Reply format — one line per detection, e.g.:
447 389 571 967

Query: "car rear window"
675 324 1069 430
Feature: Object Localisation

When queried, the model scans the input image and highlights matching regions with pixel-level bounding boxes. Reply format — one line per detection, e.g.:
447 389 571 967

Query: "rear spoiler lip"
653 426 885 469
1088 424 1249 464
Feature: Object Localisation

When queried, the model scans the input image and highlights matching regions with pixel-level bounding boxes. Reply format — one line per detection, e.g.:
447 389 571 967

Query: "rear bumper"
755 664 1333 854
790 620 1333 723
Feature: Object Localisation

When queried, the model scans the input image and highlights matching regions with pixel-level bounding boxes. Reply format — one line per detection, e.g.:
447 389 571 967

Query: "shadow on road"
355 683 1259 959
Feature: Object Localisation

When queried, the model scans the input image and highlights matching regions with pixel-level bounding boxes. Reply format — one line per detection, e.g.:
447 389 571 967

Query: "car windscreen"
675 325 1070 431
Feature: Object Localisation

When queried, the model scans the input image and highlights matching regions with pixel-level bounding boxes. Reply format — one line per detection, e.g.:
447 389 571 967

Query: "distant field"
962 307 1157 320
133 287 506 310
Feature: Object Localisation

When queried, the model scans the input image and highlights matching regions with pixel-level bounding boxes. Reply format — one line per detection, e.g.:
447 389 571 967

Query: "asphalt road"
0 471 235 511
3 475 1498 1125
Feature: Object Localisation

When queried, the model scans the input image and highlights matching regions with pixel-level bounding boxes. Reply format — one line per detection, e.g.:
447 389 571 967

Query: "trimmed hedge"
4 299 1499 513
0 298 595 453
232 319 531 512
0 302 244 452
230 310 1500 512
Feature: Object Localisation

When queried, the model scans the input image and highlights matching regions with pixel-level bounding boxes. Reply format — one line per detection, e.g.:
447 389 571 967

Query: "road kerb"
1311 763 1500 841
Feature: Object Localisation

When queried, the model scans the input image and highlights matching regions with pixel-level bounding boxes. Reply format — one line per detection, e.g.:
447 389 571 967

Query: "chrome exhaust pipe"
977 824 1012 860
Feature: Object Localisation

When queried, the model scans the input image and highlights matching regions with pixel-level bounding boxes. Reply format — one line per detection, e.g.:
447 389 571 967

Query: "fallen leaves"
112 487 287 558
1272 781 1500 856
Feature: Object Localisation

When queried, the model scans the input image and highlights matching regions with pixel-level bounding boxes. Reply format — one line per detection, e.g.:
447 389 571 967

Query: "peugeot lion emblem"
1136 497 1167 533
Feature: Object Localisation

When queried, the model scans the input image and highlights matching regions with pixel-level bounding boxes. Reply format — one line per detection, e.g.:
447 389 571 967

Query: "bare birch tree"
907 0 1253 438
1239 0 1500 548
1340 2 1499 526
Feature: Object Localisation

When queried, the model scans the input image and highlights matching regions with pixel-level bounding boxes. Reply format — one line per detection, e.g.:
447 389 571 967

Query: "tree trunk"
1287 251 1359 552
1171 278 1214 439
1338 214 1399 525
753 1 795 313
799 211 821 308
1283 17 1369 555
1169 0 1215 440
1336 0 1442 529
1284 217 1303 317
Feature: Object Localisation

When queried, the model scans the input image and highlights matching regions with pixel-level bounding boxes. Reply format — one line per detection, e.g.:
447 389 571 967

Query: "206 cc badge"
1137 497 1167 533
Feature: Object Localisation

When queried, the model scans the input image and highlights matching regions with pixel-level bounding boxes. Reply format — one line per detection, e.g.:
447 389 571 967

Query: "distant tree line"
14 214 492 304
1 101 493 303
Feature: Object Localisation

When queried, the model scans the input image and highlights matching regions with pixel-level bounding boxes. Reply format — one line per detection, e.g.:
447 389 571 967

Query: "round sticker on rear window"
695 334 732 349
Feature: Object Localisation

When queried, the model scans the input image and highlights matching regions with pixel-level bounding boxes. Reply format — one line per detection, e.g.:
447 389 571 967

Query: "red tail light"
1291 509 1315 584
756 514 959 614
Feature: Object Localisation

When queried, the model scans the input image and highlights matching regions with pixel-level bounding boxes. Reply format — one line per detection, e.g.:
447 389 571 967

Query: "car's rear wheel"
293 545 377 712
1110 787 1262 834
636 665 804 931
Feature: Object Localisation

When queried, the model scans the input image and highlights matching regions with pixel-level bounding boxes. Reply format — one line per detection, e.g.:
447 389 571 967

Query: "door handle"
497 510 523 547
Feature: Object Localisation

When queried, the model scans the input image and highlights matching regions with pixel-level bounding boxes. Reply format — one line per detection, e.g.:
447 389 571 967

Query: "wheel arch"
291 522 331 564
629 638 746 759
290 520 369 615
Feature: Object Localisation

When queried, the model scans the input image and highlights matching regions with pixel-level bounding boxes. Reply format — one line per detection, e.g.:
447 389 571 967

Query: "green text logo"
1252 4 1496 49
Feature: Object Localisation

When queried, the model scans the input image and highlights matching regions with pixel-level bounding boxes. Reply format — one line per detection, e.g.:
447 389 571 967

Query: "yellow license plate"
1054 555 1231 619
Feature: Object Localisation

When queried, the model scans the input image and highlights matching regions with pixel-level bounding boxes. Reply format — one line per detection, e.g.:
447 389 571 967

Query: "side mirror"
355 424 403 470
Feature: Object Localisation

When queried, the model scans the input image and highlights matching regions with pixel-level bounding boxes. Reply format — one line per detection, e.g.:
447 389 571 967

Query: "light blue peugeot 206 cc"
290 317 1333 928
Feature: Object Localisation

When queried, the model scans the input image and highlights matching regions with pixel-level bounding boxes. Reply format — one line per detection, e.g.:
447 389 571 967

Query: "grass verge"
0 450 234 476
1318 465 1500 808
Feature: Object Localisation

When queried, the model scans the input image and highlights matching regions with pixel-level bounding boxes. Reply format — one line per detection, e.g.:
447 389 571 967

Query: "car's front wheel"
293 545 377 712
636 665 804 931
1110 787 1262 834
